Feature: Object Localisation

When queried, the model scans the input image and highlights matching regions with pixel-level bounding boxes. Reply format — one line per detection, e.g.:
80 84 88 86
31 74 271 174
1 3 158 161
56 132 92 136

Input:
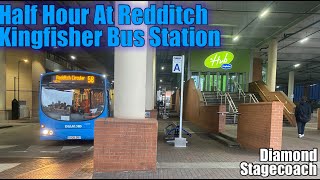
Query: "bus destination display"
52 75 95 84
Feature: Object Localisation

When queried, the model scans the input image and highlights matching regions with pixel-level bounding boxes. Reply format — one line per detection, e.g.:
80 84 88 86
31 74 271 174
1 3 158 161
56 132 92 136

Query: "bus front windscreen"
41 73 105 121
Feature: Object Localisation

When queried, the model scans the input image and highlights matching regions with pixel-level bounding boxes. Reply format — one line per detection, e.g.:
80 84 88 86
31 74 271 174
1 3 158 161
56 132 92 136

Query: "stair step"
226 114 238 124
169 112 180 117
206 100 221 103
205 97 220 100
218 133 237 142
283 117 292 127
226 120 237 124
206 103 222 105
208 133 240 148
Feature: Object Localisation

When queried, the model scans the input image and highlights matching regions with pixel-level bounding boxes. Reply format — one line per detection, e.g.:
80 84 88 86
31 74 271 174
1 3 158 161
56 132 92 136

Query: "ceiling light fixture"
233 35 239 42
294 64 300 68
300 37 309 43
161 66 165 70
160 79 163 82
259 9 270 18
70 55 76 60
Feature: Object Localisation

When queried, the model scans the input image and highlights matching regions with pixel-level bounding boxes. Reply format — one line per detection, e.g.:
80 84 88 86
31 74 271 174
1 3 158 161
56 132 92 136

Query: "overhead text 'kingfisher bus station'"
1 1 320 179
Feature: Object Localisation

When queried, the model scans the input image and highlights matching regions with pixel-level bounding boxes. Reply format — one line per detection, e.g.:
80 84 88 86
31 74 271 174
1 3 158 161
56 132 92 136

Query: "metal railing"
274 95 294 115
234 81 246 103
250 81 296 126
252 94 259 103
248 93 259 103
253 82 270 101
202 89 239 124
225 92 238 113
203 89 237 112
202 92 208 106
225 93 239 124
213 88 224 104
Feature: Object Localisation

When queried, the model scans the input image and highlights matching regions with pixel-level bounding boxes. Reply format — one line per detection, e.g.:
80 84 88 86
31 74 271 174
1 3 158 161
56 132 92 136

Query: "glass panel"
213 74 218 91
217 73 222 91
41 73 105 121
200 73 206 91
229 73 237 92
222 75 226 92
206 72 211 91
209 74 214 91
239 73 244 91
243 72 247 92
191 72 199 89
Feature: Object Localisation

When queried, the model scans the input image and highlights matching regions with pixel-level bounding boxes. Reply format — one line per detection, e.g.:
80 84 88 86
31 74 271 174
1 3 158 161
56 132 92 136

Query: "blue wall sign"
221 64 232 70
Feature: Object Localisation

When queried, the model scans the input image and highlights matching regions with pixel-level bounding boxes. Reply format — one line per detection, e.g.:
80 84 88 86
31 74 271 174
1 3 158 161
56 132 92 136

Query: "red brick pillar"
218 105 226 133
94 118 158 172
237 102 283 151
253 57 262 82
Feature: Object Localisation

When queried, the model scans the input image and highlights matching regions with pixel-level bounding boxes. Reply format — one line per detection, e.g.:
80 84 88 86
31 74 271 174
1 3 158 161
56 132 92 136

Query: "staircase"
201 83 259 147
202 90 259 124
251 92 292 126
208 133 240 148
249 81 296 127
202 91 222 105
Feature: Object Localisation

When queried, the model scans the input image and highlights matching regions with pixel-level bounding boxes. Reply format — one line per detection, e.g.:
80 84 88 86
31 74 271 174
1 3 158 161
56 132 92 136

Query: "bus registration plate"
67 136 81 139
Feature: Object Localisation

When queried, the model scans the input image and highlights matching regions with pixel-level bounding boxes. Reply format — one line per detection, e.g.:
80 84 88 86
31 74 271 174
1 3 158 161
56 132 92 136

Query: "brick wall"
237 102 283 151
218 105 227 133
94 118 158 172
183 79 226 134
198 105 226 134
252 58 262 82
175 89 180 113
170 92 175 110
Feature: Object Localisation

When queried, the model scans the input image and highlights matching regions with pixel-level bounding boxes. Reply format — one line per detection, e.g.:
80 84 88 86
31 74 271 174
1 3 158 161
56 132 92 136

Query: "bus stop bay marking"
0 145 17 149
0 163 21 172
61 146 81 151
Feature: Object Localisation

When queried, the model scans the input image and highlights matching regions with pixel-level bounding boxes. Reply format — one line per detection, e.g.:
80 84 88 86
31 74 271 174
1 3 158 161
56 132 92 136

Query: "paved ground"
0 114 320 179
0 119 93 179
93 113 320 179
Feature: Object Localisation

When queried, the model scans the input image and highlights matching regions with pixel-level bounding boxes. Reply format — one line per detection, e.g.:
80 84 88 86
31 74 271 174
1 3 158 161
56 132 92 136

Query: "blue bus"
39 71 110 140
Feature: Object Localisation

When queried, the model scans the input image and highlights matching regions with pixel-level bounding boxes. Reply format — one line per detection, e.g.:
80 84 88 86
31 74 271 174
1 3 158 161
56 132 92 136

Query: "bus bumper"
40 129 94 140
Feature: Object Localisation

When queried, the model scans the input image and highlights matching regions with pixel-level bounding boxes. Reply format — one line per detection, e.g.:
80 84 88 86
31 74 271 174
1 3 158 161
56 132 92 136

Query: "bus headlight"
42 129 54 136
42 129 49 135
